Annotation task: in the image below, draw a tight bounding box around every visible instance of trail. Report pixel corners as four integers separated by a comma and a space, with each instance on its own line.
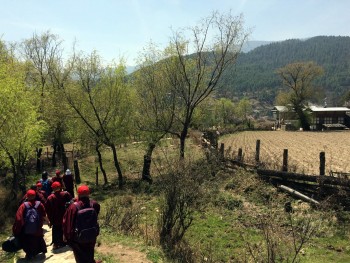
14, 224, 75, 263
13, 224, 152, 263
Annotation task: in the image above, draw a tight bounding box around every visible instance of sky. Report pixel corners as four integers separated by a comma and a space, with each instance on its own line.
1, 0, 349, 66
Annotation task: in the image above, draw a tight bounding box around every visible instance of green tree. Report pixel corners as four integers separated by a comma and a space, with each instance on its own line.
215, 98, 236, 126
63, 51, 132, 188
133, 43, 176, 181
0, 42, 46, 194
21, 31, 71, 169
235, 97, 253, 127
276, 61, 324, 130
165, 11, 249, 158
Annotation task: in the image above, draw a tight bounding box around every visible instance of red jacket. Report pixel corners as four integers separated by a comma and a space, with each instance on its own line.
13, 200, 46, 236
62, 197, 100, 241
45, 191, 72, 225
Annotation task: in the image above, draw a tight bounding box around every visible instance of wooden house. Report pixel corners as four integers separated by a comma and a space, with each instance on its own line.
271, 106, 298, 130
272, 105, 350, 131
308, 106, 350, 130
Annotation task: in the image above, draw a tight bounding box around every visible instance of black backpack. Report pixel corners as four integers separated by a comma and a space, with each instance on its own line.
23, 201, 41, 234
2, 235, 22, 252
73, 201, 99, 243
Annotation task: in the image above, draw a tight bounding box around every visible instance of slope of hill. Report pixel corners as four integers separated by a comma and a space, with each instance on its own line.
241, 40, 274, 53
219, 36, 350, 106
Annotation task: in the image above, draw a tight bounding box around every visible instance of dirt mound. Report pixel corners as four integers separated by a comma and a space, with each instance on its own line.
97, 243, 152, 263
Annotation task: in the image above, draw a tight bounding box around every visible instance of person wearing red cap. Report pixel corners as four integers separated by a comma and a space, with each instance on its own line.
45, 181, 72, 250
13, 189, 49, 260
36, 182, 48, 200
18, 184, 46, 206
63, 185, 101, 263
51, 169, 64, 188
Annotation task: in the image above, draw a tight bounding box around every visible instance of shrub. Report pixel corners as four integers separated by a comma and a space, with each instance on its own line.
157, 160, 206, 252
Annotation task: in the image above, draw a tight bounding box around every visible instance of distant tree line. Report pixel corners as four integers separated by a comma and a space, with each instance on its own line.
219, 36, 350, 106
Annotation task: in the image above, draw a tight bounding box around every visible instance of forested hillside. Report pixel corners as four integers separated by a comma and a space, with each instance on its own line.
219, 36, 350, 106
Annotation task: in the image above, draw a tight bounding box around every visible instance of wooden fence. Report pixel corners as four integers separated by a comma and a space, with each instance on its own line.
219, 139, 350, 200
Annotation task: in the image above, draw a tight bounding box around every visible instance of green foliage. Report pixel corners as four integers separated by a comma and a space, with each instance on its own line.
0, 44, 47, 189
214, 192, 243, 210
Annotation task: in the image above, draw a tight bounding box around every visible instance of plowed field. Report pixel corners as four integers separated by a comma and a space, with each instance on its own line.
219, 130, 350, 175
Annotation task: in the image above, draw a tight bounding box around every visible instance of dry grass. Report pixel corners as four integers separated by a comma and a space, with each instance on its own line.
220, 130, 350, 175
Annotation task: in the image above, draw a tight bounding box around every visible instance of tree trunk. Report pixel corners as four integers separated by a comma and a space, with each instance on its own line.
95, 144, 108, 185
9, 155, 18, 198
36, 147, 42, 172
74, 160, 81, 184
110, 144, 123, 188
142, 143, 155, 183
296, 108, 310, 131
179, 126, 189, 159
51, 142, 57, 167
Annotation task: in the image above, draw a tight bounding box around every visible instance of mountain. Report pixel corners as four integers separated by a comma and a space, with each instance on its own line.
219, 36, 350, 107
241, 40, 274, 53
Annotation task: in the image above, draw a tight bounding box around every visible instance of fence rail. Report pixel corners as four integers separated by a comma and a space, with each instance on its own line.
219, 140, 350, 200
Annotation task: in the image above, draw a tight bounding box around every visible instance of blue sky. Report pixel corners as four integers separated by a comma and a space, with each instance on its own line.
1, 0, 349, 66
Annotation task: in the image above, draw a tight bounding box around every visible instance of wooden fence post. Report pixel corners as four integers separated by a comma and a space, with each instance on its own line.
74, 160, 81, 184
319, 151, 325, 197
238, 148, 243, 162
255, 140, 261, 164
282, 149, 288, 172
319, 152, 325, 176
219, 143, 225, 160
63, 155, 68, 171
95, 167, 99, 186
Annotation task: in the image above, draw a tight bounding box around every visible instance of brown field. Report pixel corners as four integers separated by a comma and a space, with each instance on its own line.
219, 130, 350, 175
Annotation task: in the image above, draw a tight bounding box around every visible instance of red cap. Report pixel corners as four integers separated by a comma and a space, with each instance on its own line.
77, 185, 90, 196
27, 189, 36, 197
55, 169, 61, 176
52, 181, 61, 190
36, 182, 42, 188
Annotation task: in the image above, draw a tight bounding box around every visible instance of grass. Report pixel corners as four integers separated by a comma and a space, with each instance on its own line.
2, 135, 350, 262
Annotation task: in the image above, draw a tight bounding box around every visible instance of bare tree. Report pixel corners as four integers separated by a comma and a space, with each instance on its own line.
165, 11, 249, 158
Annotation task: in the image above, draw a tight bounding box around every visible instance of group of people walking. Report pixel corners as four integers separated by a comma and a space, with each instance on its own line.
12, 169, 101, 263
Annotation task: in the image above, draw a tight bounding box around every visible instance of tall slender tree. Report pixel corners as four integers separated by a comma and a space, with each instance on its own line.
164, 11, 249, 158
133, 43, 176, 181
21, 31, 69, 169
63, 51, 132, 188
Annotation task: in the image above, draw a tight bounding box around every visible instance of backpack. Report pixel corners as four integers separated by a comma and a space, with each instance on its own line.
74, 201, 99, 243
2, 235, 22, 252
23, 201, 41, 234
40, 178, 52, 197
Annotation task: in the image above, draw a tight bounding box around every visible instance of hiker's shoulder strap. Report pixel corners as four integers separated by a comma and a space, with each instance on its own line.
34, 201, 40, 208
73, 201, 81, 211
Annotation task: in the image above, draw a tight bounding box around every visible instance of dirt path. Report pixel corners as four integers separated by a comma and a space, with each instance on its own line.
14, 224, 75, 263
13, 224, 152, 263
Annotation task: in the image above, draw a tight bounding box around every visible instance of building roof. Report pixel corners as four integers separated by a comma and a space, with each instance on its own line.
272, 106, 289, 112
323, 123, 347, 128
308, 106, 350, 112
